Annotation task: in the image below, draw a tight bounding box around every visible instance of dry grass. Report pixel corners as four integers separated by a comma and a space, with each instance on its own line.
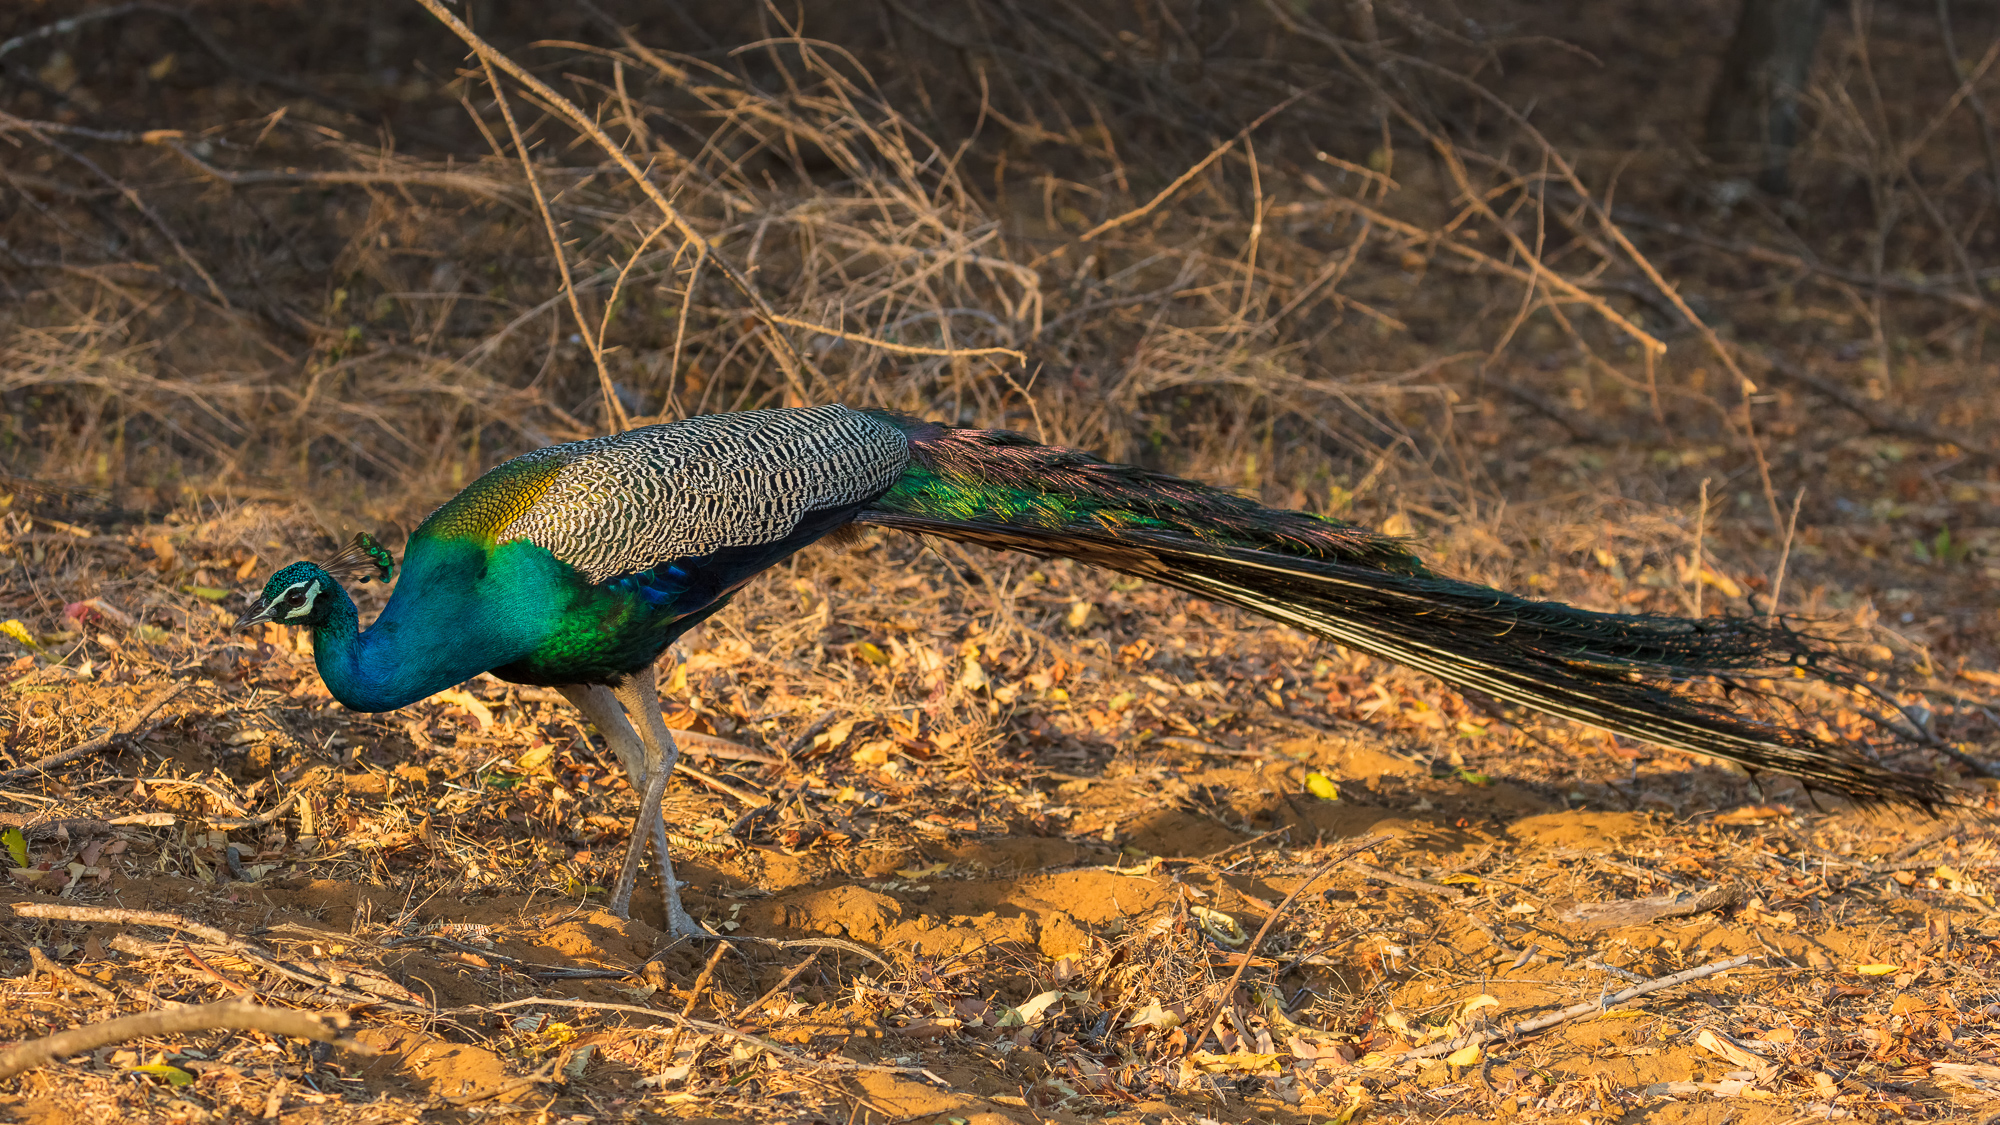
1, 0, 1999, 1121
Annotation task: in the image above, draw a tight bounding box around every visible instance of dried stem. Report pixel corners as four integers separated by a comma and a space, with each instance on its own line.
1190, 840, 1374, 1056
0, 683, 184, 785
477, 53, 630, 434
1768, 488, 1805, 623
0, 1000, 370, 1080
1078, 85, 1322, 244
1403, 955, 1755, 1060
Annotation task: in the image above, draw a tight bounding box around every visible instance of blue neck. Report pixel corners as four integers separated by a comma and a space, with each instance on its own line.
308, 540, 556, 712
307, 581, 367, 702
308, 580, 467, 712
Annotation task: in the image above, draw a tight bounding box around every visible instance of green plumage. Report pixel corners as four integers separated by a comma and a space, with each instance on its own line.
857, 414, 1944, 807
876, 457, 1425, 571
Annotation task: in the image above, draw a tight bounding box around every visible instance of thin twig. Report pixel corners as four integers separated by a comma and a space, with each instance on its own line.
476, 53, 629, 434
1692, 477, 1710, 618
1487, 378, 1624, 445
675, 761, 767, 806
660, 940, 733, 1058
163, 141, 524, 202
1889, 820, 1988, 863
1461, 911, 1519, 960
0, 3, 158, 61
766, 314, 1022, 361
1564, 189, 1995, 314
1180, 825, 1293, 864
443, 1054, 565, 1107
1191, 840, 1375, 1055
28, 945, 116, 1003
1297, 189, 1662, 351
0, 683, 183, 784
410, 0, 1017, 402
448, 996, 941, 1082
1767, 487, 1805, 624
1580, 959, 1649, 984
138, 776, 248, 817
1152, 735, 1276, 761
1402, 954, 1755, 1060
785, 709, 848, 757
206, 789, 302, 830
1350, 861, 1459, 897
1936, 1, 2000, 209
348, 933, 623, 981
673, 729, 784, 765
732, 953, 818, 1021
0, 815, 114, 842
1079, 84, 1324, 243
0, 1000, 370, 1079
21, 903, 432, 1012
410, 0, 816, 403
0, 115, 231, 307
665, 241, 705, 417
1759, 352, 1995, 464
12, 901, 229, 945
598, 216, 678, 378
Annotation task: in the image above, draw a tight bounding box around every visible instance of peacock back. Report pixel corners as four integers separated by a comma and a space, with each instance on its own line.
421, 405, 910, 579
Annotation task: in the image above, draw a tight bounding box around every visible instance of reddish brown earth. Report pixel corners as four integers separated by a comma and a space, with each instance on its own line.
0, 514, 1997, 1123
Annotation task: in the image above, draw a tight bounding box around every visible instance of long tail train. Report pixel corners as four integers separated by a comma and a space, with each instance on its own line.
856, 414, 1946, 807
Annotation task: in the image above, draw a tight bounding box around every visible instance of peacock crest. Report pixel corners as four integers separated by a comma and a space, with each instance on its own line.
321, 532, 395, 585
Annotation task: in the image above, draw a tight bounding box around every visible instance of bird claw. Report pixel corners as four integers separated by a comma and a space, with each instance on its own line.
666, 907, 718, 940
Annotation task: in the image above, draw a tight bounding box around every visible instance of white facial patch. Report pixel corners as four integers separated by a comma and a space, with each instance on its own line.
282, 580, 321, 620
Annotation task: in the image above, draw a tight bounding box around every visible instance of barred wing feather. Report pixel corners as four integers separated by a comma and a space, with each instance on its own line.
494, 406, 909, 582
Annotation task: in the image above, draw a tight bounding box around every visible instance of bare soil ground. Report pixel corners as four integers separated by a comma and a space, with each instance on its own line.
3, 0, 2000, 1122
1, 508, 1997, 1124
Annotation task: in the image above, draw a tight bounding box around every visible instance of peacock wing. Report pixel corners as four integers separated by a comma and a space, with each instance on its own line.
471, 405, 909, 583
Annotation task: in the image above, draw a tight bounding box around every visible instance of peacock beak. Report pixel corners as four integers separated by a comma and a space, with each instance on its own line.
235, 597, 276, 631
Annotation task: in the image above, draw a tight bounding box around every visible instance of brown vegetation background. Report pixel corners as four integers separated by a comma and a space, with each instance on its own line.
1, 1, 1999, 1122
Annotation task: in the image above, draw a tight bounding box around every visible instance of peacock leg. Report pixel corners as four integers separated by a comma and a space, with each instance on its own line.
555, 684, 672, 919
556, 684, 646, 785
611, 761, 670, 922
612, 664, 712, 938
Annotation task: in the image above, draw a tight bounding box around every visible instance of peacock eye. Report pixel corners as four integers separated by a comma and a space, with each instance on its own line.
285, 589, 305, 604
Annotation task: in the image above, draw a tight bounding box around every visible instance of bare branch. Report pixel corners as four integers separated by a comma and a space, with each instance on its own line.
1404, 955, 1756, 1061
0, 683, 184, 785
0, 1000, 372, 1080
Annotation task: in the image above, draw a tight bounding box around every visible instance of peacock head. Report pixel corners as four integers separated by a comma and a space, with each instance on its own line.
235, 533, 395, 632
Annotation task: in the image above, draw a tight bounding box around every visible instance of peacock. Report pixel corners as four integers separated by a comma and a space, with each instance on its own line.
240, 404, 1943, 936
